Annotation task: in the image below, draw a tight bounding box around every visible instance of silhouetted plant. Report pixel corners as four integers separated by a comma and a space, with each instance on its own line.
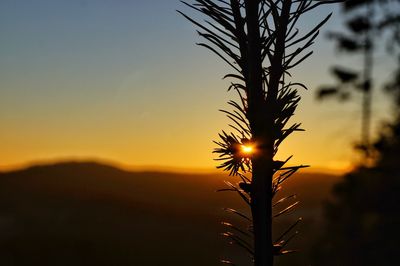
313, 88, 400, 266
316, 0, 400, 159
313, 8, 400, 263
179, 1, 338, 265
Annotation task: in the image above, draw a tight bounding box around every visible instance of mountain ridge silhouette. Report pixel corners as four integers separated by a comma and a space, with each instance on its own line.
0, 161, 341, 266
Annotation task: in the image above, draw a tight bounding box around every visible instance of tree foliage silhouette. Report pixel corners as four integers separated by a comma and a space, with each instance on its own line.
179, 1, 338, 265
316, 0, 400, 158
313, 3, 400, 263
313, 82, 400, 266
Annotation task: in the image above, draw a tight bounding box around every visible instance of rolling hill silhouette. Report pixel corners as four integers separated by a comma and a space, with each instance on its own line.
0, 161, 340, 266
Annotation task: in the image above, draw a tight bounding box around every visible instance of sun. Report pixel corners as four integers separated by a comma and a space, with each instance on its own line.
241, 144, 254, 154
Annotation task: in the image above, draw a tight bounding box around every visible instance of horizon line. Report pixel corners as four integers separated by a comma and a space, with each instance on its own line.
0, 156, 347, 175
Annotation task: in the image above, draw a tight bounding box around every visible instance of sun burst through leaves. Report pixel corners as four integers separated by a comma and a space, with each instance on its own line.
241, 144, 253, 155
213, 131, 253, 176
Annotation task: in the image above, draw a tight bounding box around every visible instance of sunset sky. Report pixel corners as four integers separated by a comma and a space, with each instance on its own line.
0, 0, 395, 173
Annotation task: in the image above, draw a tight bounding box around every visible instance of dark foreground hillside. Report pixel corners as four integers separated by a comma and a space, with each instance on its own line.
0, 162, 340, 266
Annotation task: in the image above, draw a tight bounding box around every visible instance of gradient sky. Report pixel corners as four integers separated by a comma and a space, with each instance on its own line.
0, 0, 395, 172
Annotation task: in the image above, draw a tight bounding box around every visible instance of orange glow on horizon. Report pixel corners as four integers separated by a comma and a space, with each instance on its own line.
0, 154, 353, 175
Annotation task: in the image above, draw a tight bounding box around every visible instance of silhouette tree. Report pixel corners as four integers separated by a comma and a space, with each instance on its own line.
179, 1, 338, 265
313, 76, 400, 266
313, 8, 400, 264
316, 0, 400, 159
